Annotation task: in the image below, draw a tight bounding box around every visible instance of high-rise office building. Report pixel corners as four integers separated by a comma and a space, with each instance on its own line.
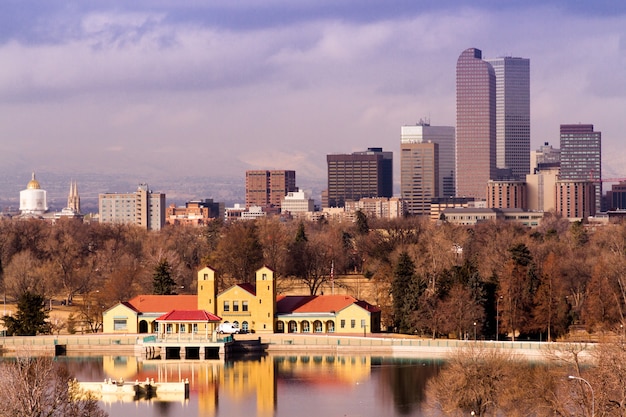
401, 123, 455, 198
99, 184, 166, 230
559, 124, 602, 213
326, 148, 392, 208
456, 48, 497, 199
400, 141, 438, 216
485, 56, 530, 180
245, 170, 296, 209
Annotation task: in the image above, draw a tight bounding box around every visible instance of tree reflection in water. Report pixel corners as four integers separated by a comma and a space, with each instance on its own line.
374, 357, 442, 415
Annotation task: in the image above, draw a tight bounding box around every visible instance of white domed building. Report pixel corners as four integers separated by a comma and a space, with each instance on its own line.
20, 172, 48, 216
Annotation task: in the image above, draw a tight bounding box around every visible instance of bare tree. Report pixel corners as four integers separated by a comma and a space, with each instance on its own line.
426, 345, 519, 416
0, 355, 107, 417
3, 251, 49, 300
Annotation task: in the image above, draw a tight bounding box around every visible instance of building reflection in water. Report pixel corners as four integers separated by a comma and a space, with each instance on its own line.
82, 353, 438, 417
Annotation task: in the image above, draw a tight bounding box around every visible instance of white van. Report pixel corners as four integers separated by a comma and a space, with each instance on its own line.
217, 322, 240, 334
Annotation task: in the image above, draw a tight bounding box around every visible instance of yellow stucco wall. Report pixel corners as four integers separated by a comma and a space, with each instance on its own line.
102, 304, 139, 333
216, 285, 256, 332
335, 304, 372, 334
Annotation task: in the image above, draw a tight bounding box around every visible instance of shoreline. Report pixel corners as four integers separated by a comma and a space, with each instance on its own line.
1, 333, 597, 362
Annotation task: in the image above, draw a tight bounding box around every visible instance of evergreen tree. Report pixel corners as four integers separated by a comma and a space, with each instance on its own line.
2, 291, 50, 336
152, 259, 176, 295
287, 222, 308, 279
392, 252, 423, 333
355, 210, 369, 235
295, 221, 308, 243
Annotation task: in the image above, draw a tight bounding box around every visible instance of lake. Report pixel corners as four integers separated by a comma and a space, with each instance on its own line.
61, 353, 443, 417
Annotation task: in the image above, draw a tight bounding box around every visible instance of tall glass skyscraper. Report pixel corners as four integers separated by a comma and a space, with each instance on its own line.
559, 124, 602, 213
456, 48, 497, 199
486, 56, 530, 180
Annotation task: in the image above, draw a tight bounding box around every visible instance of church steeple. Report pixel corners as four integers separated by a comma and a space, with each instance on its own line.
67, 180, 81, 214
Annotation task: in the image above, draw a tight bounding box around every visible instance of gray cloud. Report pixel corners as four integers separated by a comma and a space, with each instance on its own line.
0, 2, 625, 183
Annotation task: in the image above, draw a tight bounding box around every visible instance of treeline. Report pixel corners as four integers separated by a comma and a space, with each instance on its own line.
1, 212, 626, 339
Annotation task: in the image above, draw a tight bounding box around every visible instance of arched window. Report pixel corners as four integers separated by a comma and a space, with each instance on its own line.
326, 321, 335, 333
314, 320, 323, 333
242, 321, 249, 332
276, 321, 285, 333
301, 321, 310, 333
288, 321, 298, 333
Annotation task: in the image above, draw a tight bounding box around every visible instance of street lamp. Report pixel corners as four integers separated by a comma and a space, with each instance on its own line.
473, 322, 477, 341
568, 375, 594, 417
496, 296, 500, 341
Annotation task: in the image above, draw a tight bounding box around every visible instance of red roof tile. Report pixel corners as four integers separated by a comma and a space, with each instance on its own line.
277, 295, 316, 314
277, 294, 380, 314
237, 283, 256, 296
155, 310, 221, 322
126, 295, 198, 313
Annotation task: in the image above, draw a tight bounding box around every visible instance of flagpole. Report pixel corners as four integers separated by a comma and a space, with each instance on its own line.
331, 260, 334, 295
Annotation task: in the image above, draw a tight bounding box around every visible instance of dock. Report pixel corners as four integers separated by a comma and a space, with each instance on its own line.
77, 379, 190, 402
138, 335, 268, 360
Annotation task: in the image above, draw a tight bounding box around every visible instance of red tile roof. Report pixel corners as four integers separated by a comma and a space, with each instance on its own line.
277, 294, 380, 314
126, 295, 198, 313
237, 283, 256, 296
155, 310, 221, 322
276, 295, 316, 314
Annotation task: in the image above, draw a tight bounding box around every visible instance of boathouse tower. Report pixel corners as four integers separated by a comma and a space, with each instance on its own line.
253, 266, 276, 334
197, 266, 218, 314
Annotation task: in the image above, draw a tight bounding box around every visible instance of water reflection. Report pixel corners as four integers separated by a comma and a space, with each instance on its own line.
60, 354, 442, 417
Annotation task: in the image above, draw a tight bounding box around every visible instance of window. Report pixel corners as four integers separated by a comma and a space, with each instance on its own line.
302, 321, 310, 332
361, 319, 366, 328
242, 301, 249, 312
223, 301, 230, 312
314, 321, 322, 332
340, 319, 345, 329
113, 319, 127, 331
351, 319, 356, 329
180, 324, 186, 333
242, 321, 249, 332
166, 324, 173, 334
192, 324, 198, 334
233, 301, 239, 312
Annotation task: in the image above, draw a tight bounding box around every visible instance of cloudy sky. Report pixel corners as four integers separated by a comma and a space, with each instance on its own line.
1, 0, 626, 183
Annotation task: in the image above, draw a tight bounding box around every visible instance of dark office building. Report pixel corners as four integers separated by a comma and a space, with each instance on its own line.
326, 147, 393, 208
608, 181, 626, 210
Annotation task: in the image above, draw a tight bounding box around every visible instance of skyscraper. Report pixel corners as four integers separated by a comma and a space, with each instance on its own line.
326, 147, 392, 208
559, 124, 602, 213
486, 56, 530, 180
401, 123, 455, 198
456, 48, 496, 199
245, 170, 296, 209
400, 141, 438, 216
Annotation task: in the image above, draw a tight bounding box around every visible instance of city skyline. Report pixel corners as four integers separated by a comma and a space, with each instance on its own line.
1, 1, 625, 184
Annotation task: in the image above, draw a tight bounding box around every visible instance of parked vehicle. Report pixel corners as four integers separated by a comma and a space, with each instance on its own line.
217, 323, 240, 334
